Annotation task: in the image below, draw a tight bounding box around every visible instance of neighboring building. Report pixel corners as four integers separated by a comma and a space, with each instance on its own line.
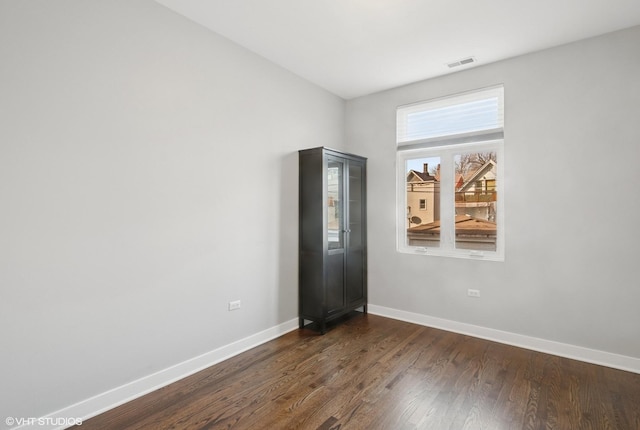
455, 159, 497, 222
406, 163, 440, 227
406, 160, 497, 250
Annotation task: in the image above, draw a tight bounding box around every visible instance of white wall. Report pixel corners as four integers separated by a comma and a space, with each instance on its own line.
0, 0, 344, 425
346, 26, 640, 360
2, 1, 638, 425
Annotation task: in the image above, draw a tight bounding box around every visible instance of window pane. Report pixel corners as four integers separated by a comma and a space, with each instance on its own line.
348, 163, 363, 248
327, 160, 343, 250
406, 157, 440, 248
397, 86, 504, 144
454, 152, 497, 251
406, 97, 499, 141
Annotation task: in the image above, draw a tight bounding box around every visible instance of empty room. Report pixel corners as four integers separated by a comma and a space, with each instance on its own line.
2, 1, 640, 429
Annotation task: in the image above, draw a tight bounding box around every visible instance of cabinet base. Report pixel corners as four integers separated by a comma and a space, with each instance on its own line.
299, 307, 367, 335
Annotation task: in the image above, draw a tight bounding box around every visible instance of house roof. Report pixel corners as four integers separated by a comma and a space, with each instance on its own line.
407, 215, 496, 237
407, 164, 457, 184
459, 160, 496, 192
407, 170, 436, 182
407, 160, 492, 189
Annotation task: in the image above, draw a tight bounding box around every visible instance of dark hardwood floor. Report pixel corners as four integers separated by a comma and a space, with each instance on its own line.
77, 313, 640, 429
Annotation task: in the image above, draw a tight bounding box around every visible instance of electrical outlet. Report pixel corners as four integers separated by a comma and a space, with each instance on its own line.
228, 300, 241, 311
467, 289, 480, 298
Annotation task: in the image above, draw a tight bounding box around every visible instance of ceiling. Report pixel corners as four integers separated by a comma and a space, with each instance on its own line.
154, 0, 640, 99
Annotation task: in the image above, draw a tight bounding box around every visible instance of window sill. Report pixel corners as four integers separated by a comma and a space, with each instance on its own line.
398, 246, 504, 262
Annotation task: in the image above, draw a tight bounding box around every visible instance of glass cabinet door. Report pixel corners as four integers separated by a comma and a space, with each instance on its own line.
348, 162, 364, 248
327, 159, 344, 250
345, 159, 366, 305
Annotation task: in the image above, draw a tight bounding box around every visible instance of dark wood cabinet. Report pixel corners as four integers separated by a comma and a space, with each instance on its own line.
298, 147, 367, 334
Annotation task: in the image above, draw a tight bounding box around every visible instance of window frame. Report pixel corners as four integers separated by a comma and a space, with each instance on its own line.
396, 86, 505, 261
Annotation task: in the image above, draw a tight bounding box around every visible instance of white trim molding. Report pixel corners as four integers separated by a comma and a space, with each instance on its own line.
368, 304, 640, 375
15, 318, 298, 430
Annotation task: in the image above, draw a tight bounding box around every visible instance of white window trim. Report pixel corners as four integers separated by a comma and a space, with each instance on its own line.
397, 85, 504, 146
396, 85, 505, 261
397, 140, 505, 261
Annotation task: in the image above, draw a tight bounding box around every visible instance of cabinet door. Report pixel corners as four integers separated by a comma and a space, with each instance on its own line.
326, 156, 345, 313
346, 160, 366, 304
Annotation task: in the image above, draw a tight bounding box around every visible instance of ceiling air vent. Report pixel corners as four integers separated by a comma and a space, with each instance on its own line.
447, 56, 476, 68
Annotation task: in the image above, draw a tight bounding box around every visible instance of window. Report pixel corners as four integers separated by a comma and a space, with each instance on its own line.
397, 86, 504, 261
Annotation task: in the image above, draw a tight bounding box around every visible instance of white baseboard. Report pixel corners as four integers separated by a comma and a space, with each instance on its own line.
16, 318, 299, 430
368, 304, 640, 374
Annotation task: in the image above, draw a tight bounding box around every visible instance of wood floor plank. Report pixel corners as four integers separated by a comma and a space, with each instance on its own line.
75, 313, 640, 430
